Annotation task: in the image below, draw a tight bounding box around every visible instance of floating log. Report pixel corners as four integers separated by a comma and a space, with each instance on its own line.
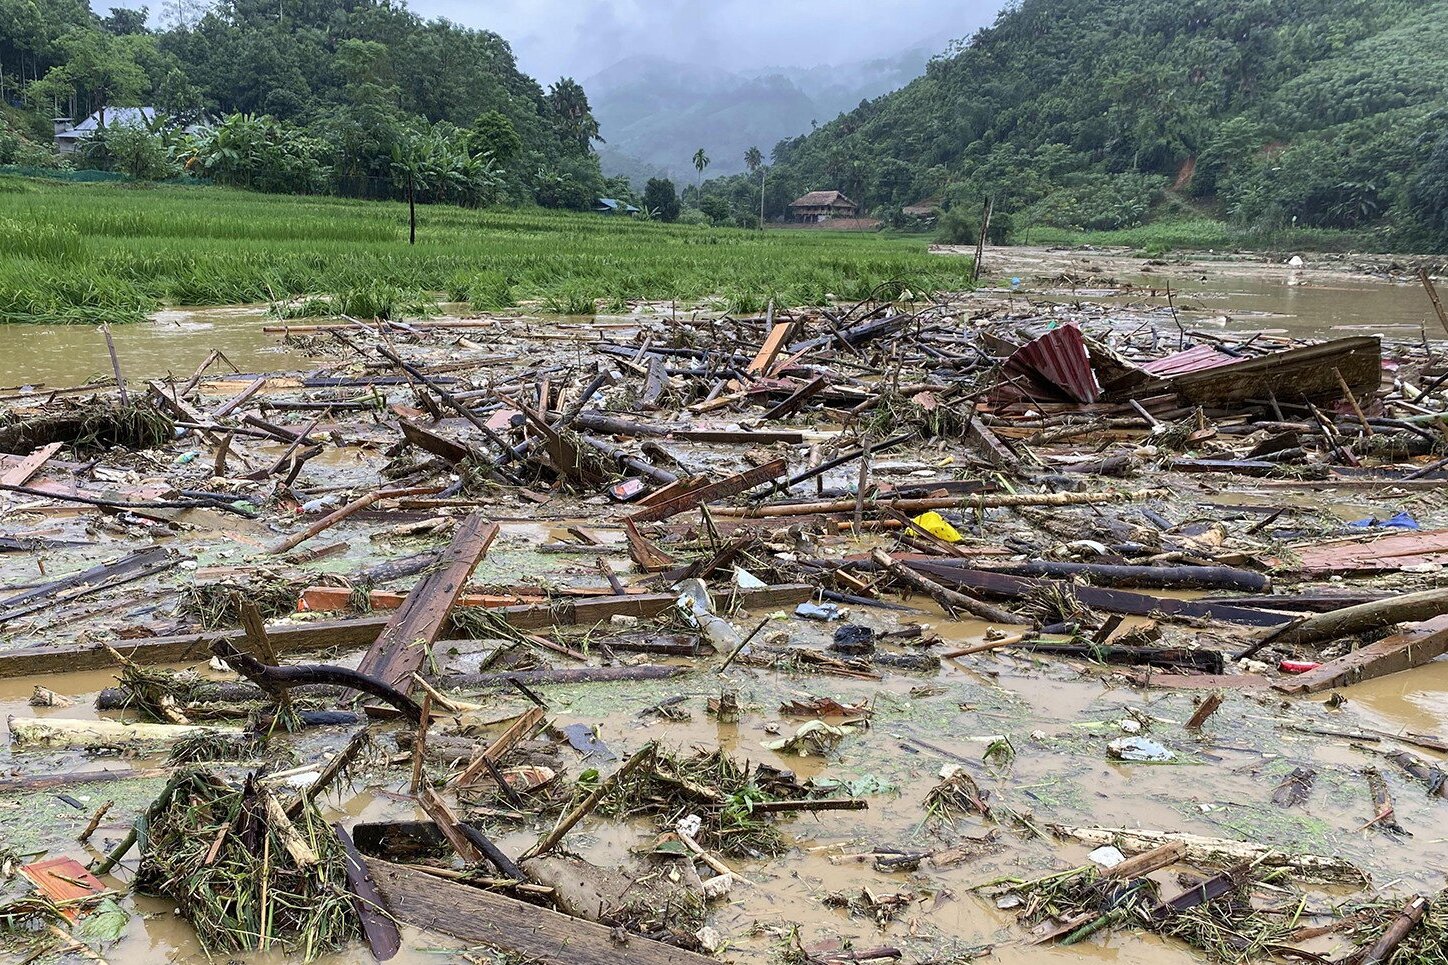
986, 561, 1270, 593
442, 665, 689, 691
1249, 591, 1448, 656
8, 716, 242, 750
1048, 825, 1365, 883
903, 562, 1291, 628
715, 487, 1167, 518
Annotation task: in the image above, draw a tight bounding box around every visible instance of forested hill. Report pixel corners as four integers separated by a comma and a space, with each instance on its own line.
718, 0, 1448, 247
1, 0, 613, 206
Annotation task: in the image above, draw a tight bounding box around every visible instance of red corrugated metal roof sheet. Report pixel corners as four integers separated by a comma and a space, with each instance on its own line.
1005, 323, 1102, 403
1141, 345, 1241, 377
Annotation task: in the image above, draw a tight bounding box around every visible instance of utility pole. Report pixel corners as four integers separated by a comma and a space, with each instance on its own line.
760, 168, 766, 231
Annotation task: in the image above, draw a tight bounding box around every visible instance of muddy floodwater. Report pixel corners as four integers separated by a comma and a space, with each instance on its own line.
2, 248, 1447, 965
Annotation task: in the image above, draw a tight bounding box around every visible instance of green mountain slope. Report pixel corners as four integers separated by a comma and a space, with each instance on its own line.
712, 0, 1448, 246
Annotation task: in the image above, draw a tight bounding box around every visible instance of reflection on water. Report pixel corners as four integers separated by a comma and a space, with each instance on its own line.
0, 306, 302, 388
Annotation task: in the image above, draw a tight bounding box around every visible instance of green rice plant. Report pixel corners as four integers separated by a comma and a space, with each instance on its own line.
0, 179, 974, 323
0, 217, 82, 260
540, 282, 598, 315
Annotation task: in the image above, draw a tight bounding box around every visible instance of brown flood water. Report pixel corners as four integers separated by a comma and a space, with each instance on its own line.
0, 306, 300, 388
972, 246, 1440, 339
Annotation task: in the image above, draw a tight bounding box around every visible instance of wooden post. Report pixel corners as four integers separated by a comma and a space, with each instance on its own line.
407, 172, 416, 246
100, 324, 128, 405
1421, 268, 1448, 338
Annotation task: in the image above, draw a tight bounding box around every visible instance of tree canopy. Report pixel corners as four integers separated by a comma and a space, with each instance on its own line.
701, 0, 1448, 247
1, 0, 609, 208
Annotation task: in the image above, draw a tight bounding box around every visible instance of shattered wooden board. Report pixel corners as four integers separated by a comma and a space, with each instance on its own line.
21, 857, 106, 921
1164, 335, 1381, 405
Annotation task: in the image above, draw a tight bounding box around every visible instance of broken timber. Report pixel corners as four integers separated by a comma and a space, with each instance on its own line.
1273, 617, 1448, 695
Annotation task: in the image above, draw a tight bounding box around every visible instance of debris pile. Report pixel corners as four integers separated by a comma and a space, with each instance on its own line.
2, 272, 1448, 962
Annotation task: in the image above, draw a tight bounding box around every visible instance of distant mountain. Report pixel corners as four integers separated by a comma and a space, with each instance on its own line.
587, 47, 931, 184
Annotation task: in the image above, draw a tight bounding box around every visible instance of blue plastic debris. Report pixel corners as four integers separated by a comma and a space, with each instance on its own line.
1347, 511, 1419, 531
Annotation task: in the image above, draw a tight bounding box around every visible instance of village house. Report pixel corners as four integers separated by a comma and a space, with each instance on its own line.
52, 107, 158, 155
788, 190, 858, 223
595, 197, 640, 216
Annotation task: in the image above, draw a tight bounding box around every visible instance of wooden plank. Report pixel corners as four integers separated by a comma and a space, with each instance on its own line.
761, 376, 827, 420
1285, 528, 1448, 575
747, 319, 794, 376
1275, 617, 1448, 695
451, 706, 546, 787
963, 416, 1021, 471
0, 584, 813, 679
298, 587, 540, 613
363, 857, 718, 965
625, 457, 787, 524
0, 443, 63, 487
355, 515, 499, 693
1166, 336, 1381, 406
400, 420, 474, 464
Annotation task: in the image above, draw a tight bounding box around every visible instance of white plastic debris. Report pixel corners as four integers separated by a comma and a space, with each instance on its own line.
1088, 845, 1127, 868
1107, 736, 1174, 762
676, 814, 703, 838
1119, 719, 1143, 734
732, 566, 766, 589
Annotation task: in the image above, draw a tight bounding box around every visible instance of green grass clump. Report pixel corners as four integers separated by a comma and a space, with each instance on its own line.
0, 180, 970, 323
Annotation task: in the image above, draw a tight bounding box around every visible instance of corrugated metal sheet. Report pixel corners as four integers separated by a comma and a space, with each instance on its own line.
1141, 345, 1240, 377
1005, 323, 1102, 403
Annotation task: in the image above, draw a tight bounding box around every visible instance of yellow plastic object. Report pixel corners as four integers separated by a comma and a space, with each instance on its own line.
912, 511, 963, 543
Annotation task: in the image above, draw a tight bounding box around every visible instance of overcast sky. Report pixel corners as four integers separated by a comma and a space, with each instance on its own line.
97, 0, 1004, 81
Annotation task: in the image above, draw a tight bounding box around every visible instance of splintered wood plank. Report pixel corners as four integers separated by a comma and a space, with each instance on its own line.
625, 458, 787, 524
21, 857, 105, 921
451, 706, 546, 787
354, 514, 499, 693
363, 857, 718, 965
0, 443, 63, 487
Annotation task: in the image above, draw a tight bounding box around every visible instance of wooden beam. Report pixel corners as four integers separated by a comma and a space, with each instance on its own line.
399, 419, 475, 464
362, 857, 717, 965
0, 583, 814, 679
1274, 618, 1448, 695
355, 515, 499, 693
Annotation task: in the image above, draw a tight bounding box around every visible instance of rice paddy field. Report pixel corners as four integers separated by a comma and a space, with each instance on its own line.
0, 176, 971, 324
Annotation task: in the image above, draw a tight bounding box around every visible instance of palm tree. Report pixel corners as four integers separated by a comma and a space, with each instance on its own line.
692, 148, 709, 199
744, 146, 765, 228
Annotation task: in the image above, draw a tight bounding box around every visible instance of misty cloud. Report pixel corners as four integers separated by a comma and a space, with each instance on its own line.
399, 0, 1002, 81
